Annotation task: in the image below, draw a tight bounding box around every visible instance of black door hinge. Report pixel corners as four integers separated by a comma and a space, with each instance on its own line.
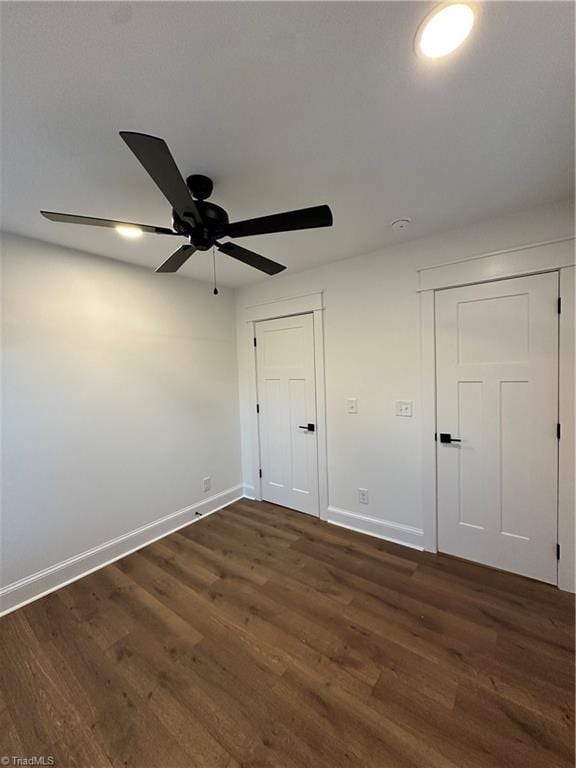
259, 468, 262, 478
434, 432, 437, 442
253, 337, 257, 347
256, 403, 260, 414
557, 423, 561, 440
557, 543, 561, 560
558, 297, 562, 314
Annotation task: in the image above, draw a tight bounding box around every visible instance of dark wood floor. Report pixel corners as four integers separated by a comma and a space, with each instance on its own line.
0, 500, 574, 768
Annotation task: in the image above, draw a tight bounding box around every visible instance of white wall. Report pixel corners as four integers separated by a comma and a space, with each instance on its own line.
1, 232, 242, 612
236, 199, 574, 551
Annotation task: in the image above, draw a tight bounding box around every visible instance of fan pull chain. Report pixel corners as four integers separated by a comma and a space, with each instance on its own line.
212, 246, 219, 295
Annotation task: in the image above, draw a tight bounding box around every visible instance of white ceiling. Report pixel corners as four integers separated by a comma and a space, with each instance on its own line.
1, 1, 574, 287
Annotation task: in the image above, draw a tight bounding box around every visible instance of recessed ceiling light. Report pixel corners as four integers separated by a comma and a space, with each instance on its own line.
115, 225, 143, 239
416, 3, 475, 59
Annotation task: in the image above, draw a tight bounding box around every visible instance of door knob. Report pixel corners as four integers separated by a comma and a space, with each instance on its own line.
298, 423, 315, 432
439, 432, 461, 444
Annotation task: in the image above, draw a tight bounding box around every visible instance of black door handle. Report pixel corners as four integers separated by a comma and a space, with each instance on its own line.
298, 423, 315, 432
439, 432, 461, 444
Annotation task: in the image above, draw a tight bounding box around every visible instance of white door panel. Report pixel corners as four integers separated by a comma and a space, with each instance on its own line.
256, 314, 319, 516
436, 273, 559, 583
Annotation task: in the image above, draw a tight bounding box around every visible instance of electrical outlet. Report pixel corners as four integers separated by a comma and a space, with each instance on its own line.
202, 476, 211, 493
358, 488, 369, 504
395, 400, 413, 417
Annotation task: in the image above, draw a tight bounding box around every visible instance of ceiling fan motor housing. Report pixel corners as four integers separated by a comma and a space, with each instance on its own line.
172, 198, 230, 250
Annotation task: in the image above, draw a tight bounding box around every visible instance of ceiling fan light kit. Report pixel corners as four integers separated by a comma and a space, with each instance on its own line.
41, 132, 334, 279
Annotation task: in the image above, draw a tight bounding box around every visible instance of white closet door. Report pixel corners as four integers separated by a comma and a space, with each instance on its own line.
436, 272, 559, 583
256, 314, 319, 516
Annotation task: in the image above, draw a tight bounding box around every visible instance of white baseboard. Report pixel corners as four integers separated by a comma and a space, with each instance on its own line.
0, 485, 244, 618
327, 505, 424, 551
242, 484, 257, 500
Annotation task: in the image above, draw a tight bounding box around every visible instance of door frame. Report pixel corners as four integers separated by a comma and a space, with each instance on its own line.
243, 292, 328, 520
418, 237, 575, 591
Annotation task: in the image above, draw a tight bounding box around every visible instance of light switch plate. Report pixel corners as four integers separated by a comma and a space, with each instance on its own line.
347, 398, 358, 414
395, 400, 413, 417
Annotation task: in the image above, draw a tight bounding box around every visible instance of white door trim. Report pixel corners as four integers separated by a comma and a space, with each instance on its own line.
420, 289, 438, 553
558, 266, 575, 592
420, 240, 575, 591
244, 292, 324, 321
244, 292, 328, 520
417, 236, 574, 292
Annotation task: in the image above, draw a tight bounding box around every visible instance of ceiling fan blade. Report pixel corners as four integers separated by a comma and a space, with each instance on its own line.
40, 211, 179, 235
119, 132, 202, 226
217, 242, 286, 275
155, 244, 197, 273
227, 204, 332, 239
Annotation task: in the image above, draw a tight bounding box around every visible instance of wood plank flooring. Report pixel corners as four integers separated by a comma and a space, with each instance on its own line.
1, 499, 574, 767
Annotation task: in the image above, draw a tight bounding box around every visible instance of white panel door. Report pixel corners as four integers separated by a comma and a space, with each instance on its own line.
436, 273, 559, 583
256, 314, 319, 516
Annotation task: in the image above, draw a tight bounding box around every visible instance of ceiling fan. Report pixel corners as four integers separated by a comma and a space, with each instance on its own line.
41, 132, 333, 276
